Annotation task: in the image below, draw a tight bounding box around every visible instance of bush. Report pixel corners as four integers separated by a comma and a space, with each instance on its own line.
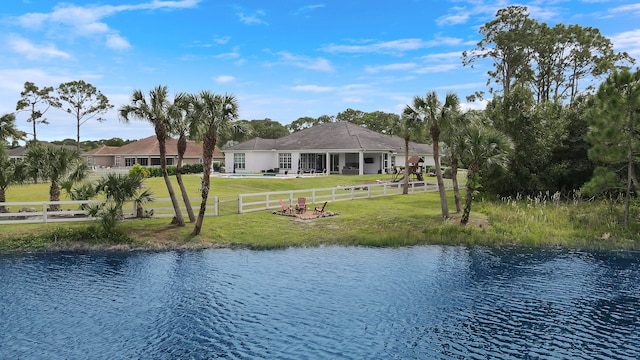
182, 163, 203, 174
129, 164, 150, 178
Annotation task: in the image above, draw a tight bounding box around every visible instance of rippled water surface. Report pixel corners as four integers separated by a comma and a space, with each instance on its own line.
1, 246, 639, 359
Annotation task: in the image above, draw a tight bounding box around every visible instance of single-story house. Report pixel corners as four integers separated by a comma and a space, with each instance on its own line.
222, 121, 435, 175
8, 142, 76, 161
82, 135, 223, 169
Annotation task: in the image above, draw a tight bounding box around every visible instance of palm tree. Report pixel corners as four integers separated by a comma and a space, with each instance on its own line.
0, 146, 28, 213
96, 173, 154, 219
460, 123, 512, 224
168, 92, 196, 222
25, 145, 88, 211
405, 91, 449, 217
1, 113, 26, 145
190, 91, 243, 236
0, 113, 27, 213
440, 93, 466, 213
394, 109, 425, 194
118, 85, 185, 226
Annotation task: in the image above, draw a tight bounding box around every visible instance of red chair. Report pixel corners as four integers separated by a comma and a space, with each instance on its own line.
313, 201, 327, 215
295, 197, 307, 213
279, 199, 293, 214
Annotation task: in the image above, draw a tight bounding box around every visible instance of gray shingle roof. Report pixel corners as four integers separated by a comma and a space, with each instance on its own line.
225, 122, 433, 155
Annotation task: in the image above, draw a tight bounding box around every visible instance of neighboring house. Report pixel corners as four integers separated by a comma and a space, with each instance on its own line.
82, 135, 223, 169
7, 146, 28, 161
8, 142, 76, 161
223, 122, 434, 175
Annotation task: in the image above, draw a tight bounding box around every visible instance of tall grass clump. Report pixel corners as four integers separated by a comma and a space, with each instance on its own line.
477, 191, 640, 248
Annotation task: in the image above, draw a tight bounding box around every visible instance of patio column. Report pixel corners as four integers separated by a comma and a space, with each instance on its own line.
325, 152, 330, 174
359, 151, 364, 176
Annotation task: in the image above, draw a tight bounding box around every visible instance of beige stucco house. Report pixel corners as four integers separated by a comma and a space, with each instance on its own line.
82, 135, 223, 169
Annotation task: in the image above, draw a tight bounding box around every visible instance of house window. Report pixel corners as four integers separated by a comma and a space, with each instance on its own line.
330, 154, 339, 172
150, 158, 161, 166
115, 156, 121, 167
234, 153, 245, 170
125, 157, 135, 167
279, 153, 291, 169
138, 158, 149, 166
166, 158, 174, 166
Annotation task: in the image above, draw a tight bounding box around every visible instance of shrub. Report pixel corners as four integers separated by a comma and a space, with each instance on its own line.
129, 164, 150, 178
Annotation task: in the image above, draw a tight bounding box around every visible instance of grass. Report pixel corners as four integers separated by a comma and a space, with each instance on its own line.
2, 174, 640, 252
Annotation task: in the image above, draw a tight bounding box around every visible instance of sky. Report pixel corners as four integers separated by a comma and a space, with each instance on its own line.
1, 0, 639, 143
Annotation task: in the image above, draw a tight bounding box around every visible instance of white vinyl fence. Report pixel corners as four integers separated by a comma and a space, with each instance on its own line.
0, 180, 449, 224
240, 180, 447, 213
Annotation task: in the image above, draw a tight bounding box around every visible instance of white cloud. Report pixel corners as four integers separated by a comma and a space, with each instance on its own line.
364, 63, 418, 73
105, 33, 131, 50
215, 75, 236, 83
321, 36, 464, 55
7, 34, 72, 60
610, 29, 640, 60
293, 4, 325, 16
436, 6, 471, 26
214, 47, 241, 60
269, 51, 334, 72
214, 36, 231, 45
237, 10, 268, 25
460, 98, 488, 112
609, 3, 640, 16
414, 64, 458, 74
419, 51, 463, 61
9, 0, 201, 52
291, 85, 335, 92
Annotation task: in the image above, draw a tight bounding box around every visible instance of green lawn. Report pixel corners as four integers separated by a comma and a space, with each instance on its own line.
1, 173, 639, 252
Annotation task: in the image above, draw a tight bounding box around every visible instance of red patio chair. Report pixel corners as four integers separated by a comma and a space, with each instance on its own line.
295, 197, 307, 213
313, 201, 327, 215
279, 199, 293, 214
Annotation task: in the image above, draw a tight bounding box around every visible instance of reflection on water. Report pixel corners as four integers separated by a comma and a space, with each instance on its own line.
1, 246, 639, 359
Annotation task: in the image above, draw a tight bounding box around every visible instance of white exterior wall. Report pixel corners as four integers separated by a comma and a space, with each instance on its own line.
225, 150, 437, 174
363, 152, 381, 174
224, 151, 278, 173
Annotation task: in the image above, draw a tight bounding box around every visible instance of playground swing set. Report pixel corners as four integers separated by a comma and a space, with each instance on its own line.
391, 156, 426, 183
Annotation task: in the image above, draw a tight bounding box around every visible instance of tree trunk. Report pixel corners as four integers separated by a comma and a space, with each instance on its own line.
76, 110, 81, 153
136, 202, 144, 218
157, 124, 184, 226
461, 164, 477, 225
49, 181, 61, 211
0, 187, 7, 213
176, 135, 195, 222
403, 136, 409, 195
450, 150, 462, 213
432, 125, 449, 218
624, 110, 634, 229
193, 133, 215, 235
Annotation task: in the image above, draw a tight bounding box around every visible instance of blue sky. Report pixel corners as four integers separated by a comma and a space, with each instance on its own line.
1, 0, 639, 142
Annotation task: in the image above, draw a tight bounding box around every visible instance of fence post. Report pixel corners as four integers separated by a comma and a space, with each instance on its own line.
42, 203, 48, 223
266, 193, 270, 211
214, 196, 219, 216
238, 194, 243, 214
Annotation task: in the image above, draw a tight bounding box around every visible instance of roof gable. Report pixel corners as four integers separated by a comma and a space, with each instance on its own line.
83, 136, 220, 158
225, 122, 432, 154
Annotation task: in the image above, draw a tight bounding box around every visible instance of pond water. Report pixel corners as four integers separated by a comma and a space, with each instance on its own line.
1, 246, 639, 359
